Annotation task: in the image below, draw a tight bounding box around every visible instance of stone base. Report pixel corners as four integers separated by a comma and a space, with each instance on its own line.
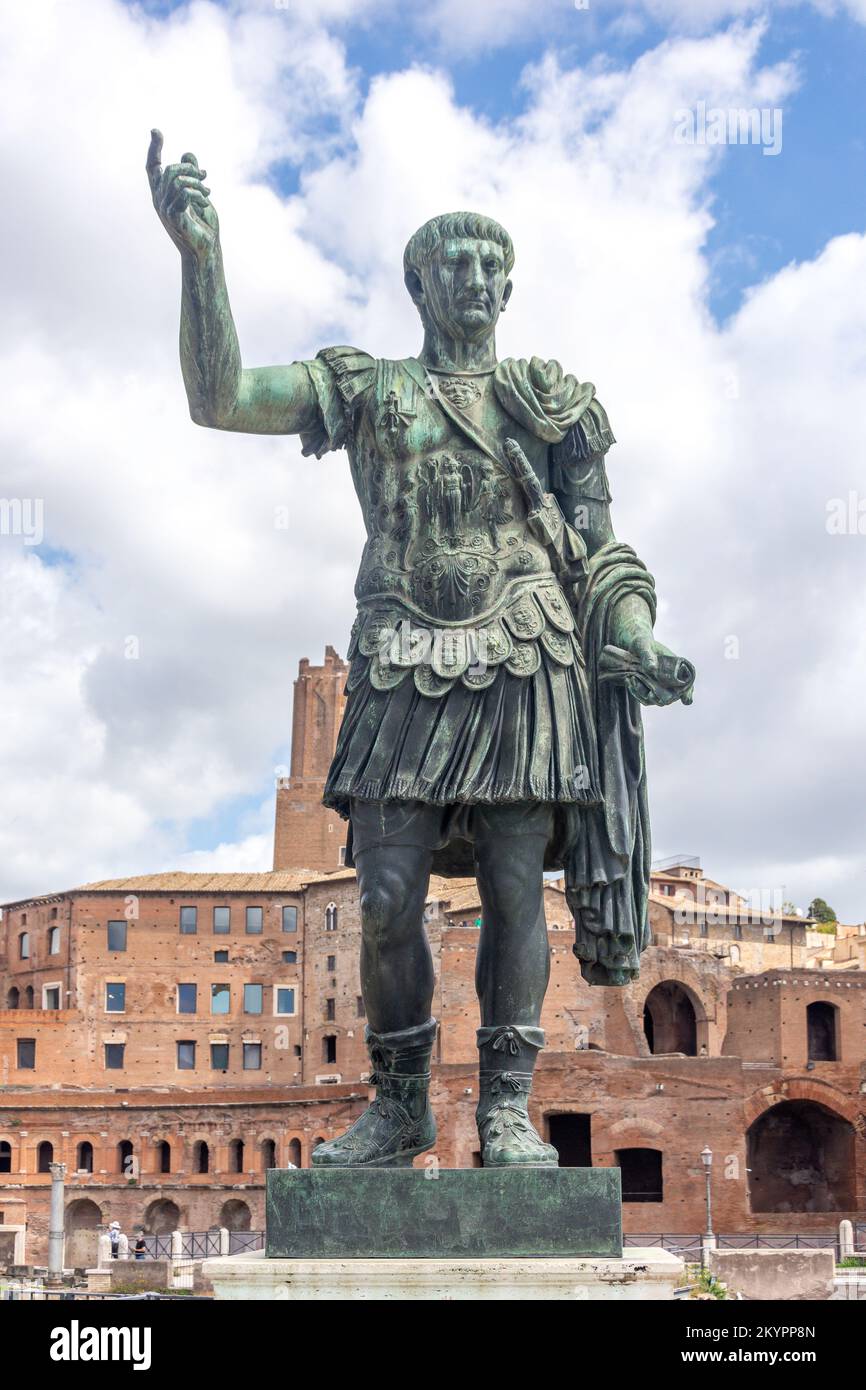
266, 1167, 622, 1259
709, 1248, 836, 1301
204, 1247, 682, 1300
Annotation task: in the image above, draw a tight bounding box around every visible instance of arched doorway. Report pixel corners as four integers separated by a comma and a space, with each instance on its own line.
220, 1199, 251, 1231
156, 1140, 172, 1174
76, 1141, 94, 1173
0, 1140, 12, 1173
144, 1198, 180, 1234
117, 1140, 134, 1176
229, 1139, 244, 1173
643, 981, 699, 1055
287, 1138, 301, 1168
747, 1101, 855, 1212
807, 1002, 839, 1062
65, 1197, 102, 1268
261, 1139, 277, 1170
37, 1141, 54, 1173
6, 987, 19, 1009
193, 1140, 209, 1174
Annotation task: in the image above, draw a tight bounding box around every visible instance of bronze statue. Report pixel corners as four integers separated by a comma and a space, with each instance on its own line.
147, 130, 694, 1169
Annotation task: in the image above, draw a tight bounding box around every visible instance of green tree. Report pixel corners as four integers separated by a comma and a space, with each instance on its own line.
808, 897, 837, 925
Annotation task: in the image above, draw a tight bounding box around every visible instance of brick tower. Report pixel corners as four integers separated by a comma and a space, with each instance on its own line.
273, 646, 349, 871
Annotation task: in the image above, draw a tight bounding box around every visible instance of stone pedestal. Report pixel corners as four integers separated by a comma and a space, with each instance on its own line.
266, 1167, 622, 1260
203, 1247, 683, 1300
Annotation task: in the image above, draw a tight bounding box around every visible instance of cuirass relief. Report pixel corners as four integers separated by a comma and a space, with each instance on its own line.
345, 361, 580, 697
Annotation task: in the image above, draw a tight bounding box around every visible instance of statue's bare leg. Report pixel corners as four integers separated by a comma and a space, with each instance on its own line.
472, 804, 560, 1167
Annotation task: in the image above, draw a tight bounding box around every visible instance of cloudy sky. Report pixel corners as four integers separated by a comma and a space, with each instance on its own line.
1, 0, 864, 918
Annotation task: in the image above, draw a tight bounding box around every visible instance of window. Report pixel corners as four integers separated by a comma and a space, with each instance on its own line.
43, 985, 61, 1010
6, 987, 19, 1009
282, 950, 297, 964
38, 1141, 54, 1171
211, 1042, 229, 1070
19, 932, 30, 960
357, 996, 365, 1017
177, 1040, 196, 1070
17, 1038, 36, 1069
282, 905, 298, 933
327, 955, 336, 972
325, 903, 338, 932
699, 922, 708, 938
245, 906, 263, 935
733, 923, 743, 941
179, 906, 198, 935
244, 984, 263, 1015
213, 906, 231, 934
48, 927, 60, 955
77, 1141, 94, 1173
0, 1141, 11, 1173
615, 1148, 663, 1203
229, 1138, 245, 1170
243, 1042, 262, 1070
24, 986, 34, 1008
211, 983, 230, 1015
177, 983, 197, 1014
275, 987, 296, 1016
262, 1139, 277, 1169
105, 982, 126, 1013
157, 1140, 171, 1174
194, 1141, 209, 1173
105, 1043, 125, 1070
326, 997, 335, 1021
50, 906, 57, 919
117, 1140, 134, 1174
323, 1035, 337, 1065
214, 950, 229, 963
107, 920, 127, 951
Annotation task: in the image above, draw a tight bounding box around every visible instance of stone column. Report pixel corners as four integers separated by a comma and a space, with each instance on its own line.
45, 1161, 67, 1286
219, 1226, 230, 1256
839, 1219, 854, 1261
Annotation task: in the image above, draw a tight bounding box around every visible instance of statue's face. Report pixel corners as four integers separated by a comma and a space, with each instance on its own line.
413, 237, 512, 340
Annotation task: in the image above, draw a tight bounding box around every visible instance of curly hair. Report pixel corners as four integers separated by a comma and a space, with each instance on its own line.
403, 212, 515, 280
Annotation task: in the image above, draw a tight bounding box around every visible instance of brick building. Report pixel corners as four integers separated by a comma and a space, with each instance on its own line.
1, 647, 864, 1264
273, 647, 348, 872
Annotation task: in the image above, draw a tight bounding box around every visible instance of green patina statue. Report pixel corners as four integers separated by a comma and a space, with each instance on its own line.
147, 130, 694, 1170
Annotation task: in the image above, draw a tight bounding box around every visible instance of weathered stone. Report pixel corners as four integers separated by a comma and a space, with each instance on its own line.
265, 1167, 621, 1259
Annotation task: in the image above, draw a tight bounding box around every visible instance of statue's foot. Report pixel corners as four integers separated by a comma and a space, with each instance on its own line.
477, 1100, 559, 1168
312, 1097, 436, 1168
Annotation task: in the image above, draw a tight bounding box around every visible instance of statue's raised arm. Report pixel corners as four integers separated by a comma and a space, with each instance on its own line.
146, 129, 318, 435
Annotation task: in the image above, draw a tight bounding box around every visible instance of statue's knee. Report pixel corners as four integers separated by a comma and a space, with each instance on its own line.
359, 872, 414, 952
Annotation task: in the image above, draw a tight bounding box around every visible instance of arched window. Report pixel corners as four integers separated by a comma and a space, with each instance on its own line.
37, 1141, 54, 1172
24, 986, 34, 1009
288, 1138, 301, 1168
157, 1140, 171, 1174
325, 903, 338, 932
643, 981, 700, 1056
48, 926, 60, 955
193, 1141, 209, 1174
262, 1139, 277, 1170
229, 1139, 245, 1173
807, 1001, 839, 1062
615, 1148, 663, 1202
0, 1140, 12, 1173
76, 1141, 94, 1173
6, 987, 19, 1010
18, 933, 29, 960
117, 1139, 134, 1176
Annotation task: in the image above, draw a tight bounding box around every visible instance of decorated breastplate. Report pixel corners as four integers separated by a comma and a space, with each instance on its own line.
344, 362, 581, 698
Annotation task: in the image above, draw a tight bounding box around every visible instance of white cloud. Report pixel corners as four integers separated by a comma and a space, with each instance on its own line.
1, 3, 864, 921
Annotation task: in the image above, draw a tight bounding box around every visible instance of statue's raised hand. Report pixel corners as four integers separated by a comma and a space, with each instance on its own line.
147, 129, 218, 259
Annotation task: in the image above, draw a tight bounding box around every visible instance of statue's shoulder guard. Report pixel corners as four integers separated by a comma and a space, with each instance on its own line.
548, 380, 616, 501
300, 346, 376, 457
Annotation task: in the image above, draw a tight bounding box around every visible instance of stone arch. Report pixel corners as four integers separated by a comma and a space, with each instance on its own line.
746, 1099, 856, 1213
64, 1197, 102, 1267
144, 1198, 181, 1234
642, 979, 705, 1055
6, 986, 19, 1009
220, 1198, 251, 1231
